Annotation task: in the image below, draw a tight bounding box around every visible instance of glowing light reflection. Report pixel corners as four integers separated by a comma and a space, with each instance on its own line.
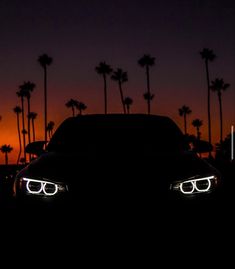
179, 176, 214, 194
23, 178, 58, 196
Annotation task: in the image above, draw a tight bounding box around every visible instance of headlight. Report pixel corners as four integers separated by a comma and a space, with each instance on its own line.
16, 177, 68, 197
170, 175, 218, 195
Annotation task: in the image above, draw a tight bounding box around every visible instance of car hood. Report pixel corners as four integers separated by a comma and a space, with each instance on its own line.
19, 151, 217, 186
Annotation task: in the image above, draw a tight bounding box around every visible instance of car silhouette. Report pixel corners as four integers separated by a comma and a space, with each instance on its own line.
13, 114, 221, 209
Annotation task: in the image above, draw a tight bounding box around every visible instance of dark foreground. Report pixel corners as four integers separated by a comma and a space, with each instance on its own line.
1, 161, 234, 239
1, 174, 234, 264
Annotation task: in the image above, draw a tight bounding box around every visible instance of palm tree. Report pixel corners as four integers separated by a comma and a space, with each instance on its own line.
95, 62, 112, 114
200, 48, 216, 145
77, 102, 87, 115
111, 68, 128, 113
143, 92, 154, 113
138, 54, 155, 114
38, 53, 53, 143
46, 121, 55, 140
13, 106, 22, 165
28, 112, 38, 142
124, 97, 133, 114
192, 119, 203, 140
20, 81, 36, 145
0, 144, 13, 165
16, 87, 28, 161
178, 105, 192, 135
65, 99, 79, 117
210, 78, 230, 143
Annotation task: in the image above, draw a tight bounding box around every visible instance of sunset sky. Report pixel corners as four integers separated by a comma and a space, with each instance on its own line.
0, 0, 234, 164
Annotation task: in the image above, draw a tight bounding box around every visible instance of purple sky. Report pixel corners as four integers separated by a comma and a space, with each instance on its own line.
0, 0, 234, 163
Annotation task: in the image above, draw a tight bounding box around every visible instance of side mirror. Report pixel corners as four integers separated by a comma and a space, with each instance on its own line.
191, 139, 213, 153
25, 141, 47, 157
183, 135, 213, 153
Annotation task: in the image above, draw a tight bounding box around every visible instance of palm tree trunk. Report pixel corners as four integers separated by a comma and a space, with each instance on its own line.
184, 114, 187, 135
44, 66, 48, 143
119, 81, 126, 114
16, 113, 22, 165
127, 105, 130, 114
205, 60, 211, 145
27, 97, 31, 145
5, 152, 8, 166
27, 97, 32, 161
21, 96, 26, 161
32, 119, 36, 142
218, 92, 223, 143
72, 106, 75, 117
103, 74, 107, 114
146, 65, 150, 115
197, 126, 200, 140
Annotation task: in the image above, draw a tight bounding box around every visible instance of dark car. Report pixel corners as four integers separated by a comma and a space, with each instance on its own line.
13, 114, 221, 209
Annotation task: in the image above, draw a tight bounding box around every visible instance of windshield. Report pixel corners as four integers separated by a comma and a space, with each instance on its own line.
47, 115, 189, 155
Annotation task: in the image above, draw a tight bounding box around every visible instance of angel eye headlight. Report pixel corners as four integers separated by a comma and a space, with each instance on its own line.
170, 175, 218, 195
22, 178, 66, 196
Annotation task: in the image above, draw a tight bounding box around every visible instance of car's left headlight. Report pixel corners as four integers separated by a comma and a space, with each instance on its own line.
170, 175, 218, 195
14, 177, 68, 197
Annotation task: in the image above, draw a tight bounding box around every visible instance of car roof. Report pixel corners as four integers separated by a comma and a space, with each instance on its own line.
59, 113, 178, 127
47, 114, 185, 151
50, 113, 183, 139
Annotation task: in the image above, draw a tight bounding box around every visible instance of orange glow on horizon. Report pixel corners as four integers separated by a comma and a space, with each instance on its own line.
1, 109, 234, 165
0, 84, 234, 164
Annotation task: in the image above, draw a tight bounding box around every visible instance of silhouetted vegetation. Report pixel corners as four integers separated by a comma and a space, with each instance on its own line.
78, 102, 87, 115
178, 105, 192, 135
38, 53, 53, 143
22, 81, 36, 145
200, 48, 216, 145
46, 121, 55, 140
0, 145, 13, 165
111, 68, 128, 114
192, 119, 203, 140
138, 54, 155, 114
211, 78, 230, 142
0, 50, 232, 171
124, 97, 133, 114
95, 62, 112, 114
16, 86, 27, 161
66, 99, 79, 117
215, 132, 234, 162
13, 106, 22, 165
28, 112, 38, 142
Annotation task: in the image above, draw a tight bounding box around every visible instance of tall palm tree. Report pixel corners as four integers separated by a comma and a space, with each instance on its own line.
178, 105, 192, 135
192, 119, 203, 140
28, 112, 38, 142
95, 62, 112, 114
210, 78, 230, 142
124, 97, 133, 114
138, 54, 155, 114
38, 53, 53, 143
143, 92, 154, 113
111, 68, 128, 113
20, 81, 36, 145
46, 121, 55, 140
16, 87, 28, 161
200, 48, 216, 145
13, 106, 22, 165
0, 144, 13, 165
77, 102, 87, 115
65, 99, 79, 117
